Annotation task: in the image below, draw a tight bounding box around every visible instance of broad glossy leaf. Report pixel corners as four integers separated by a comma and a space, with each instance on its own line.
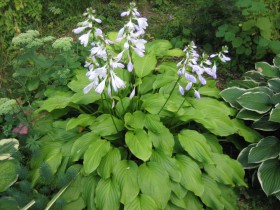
248, 136, 280, 163
176, 155, 204, 196
124, 111, 145, 130
237, 144, 259, 169
258, 159, 280, 196
236, 108, 263, 121
141, 93, 166, 114
144, 114, 164, 133
170, 181, 187, 199
171, 192, 204, 210
138, 162, 171, 209
218, 184, 239, 210
204, 153, 247, 187
199, 80, 220, 98
81, 175, 98, 210
0, 159, 18, 192
133, 53, 157, 78
271, 93, 280, 104
178, 130, 212, 164
220, 87, 246, 109
113, 160, 139, 204
83, 140, 111, 175
252, 115, 280, 131
90, 114, 124, 137
70, 132, 99, 161
0, 139, 19, 160
98, 148, 121, 179
164, 49, 184, 57
95, 178, 120, 210
232, 119, 262, 143
270, 104, 280, 123
148, 127, 174, 156
124, 194, 157, 210
71, 92, 101, 105
66, 114, 95, 130
237, 92, 272, 114
62, 173, 82, 202
200, 175, 224, 210
255, 62, 280, 77
203, 133, 223, 154
146, 40, 172, 57
0, 197, 18, 210
125, 130, 152, 161
150, 150, 181, 182
68, 69, 89, 92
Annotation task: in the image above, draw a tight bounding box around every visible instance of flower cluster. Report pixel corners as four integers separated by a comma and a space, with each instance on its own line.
177, 42, 230, 98
116, 2, 148, 72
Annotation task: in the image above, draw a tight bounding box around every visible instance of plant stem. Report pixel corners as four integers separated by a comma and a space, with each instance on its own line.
21, 200, 36, 210
169, 97, 186, 126
157, 77, 181, 114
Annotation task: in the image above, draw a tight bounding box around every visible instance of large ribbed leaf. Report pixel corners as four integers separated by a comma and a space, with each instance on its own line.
81, 175, 98, 210
0, 159, 18, 192
97, 148, 121, 179
124, 194, 157, 210
220, 87, 246, 109
125, 130, 152, 161
270, 104, 280, 123
90, 114, 124, 137
62, 173, 82, 202
141, 93, 166, 114
255, 62, 280, 77
83, 140, 111, 175
236, 108, 263, 121
95, 178, 120, 210
268, 78, 280, 92
150, 150, 181, 182
144, 114, 164, 134
66, 114, 96, 130
124, 111, 146, 130
237, 92, 272, 114
70, 132, 99, 161
170, 182, 187, 199
232, 119, 262, 143
171, 192, 204, 210
146, 40, 173, 57
218, 184, 239, 210
200, 175, 224, 210
148, 127, 174, 156
138, 162, 171, 209
205, 153, 247, 187
248, 136, 280, 163
133, 53, 157, 78
237, 144, 259, 169
175, 155, 204, 196
258, 159, 280, 196
178, 130, 212, 164
113, 160, 139, 205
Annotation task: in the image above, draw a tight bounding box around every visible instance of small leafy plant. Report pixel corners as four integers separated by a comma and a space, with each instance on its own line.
27, 2, 262, 209
221, 55, 280, 200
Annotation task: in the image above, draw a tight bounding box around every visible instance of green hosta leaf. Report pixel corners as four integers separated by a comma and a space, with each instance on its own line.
176, 155, 204, 196
141, 93, 166, 114
0, 139, 19, 160
203, 133, 223, 154
138, 75, 156, 94
62, 174, 82, 202
236, 108, 263, 121
150, 150, 181, 182
255, 62, 280, 77
232, 119, 262, 143
268, 78, 280, 92
237, 144, 259, 169
68, 69, 88, 92
0, 159, 18, 192
252, 115, 280, 131
146, 40, 173, 57
133, 53, 157, 78
71, 132, 99, 161
138, 162, 171, 209
153, 74, 177, 90
66, 114, 95, 130
164, 49, 184, 57
124, 111, 145, 130
63, 197, 85, 210
273, 54, 280, 67
71, 92, 101, 105
270, 41, 280, 55
237, 92, 272, 114
144, 114, 164, 133
248, 137, 280, 163
0, 197, 18, 210
205, 153, 247, 187
199, 80, 220, 98
125, 130, 152, 161
258, 159, 280, 196
249, 86, 274, 96
148, 127, 174, 156
200, 175, 224, 210
98, 148, 121, 179
90, 114, 124, 137
83, 140, 111, 175
270, 104, 280, 123
171, 192, 204, 210
95, 178, 120, 210
115, 97, 131, 117
113, 160, 139, 205
218, 184, 239, 210
272, 93, 280, 105
81, 175, 98, 210
124, 194, 157, 210
178, 130, 213, 164
170, 182, 187, 199
37, 91, 72, 112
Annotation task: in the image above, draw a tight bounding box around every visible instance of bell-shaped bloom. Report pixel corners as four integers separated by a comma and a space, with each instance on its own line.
194, 90, 201, 99
83, 82, 95, 94
129, 86, 136, 99
110, 71, 126, 92
127, 60, 133, 72
185, 73, 197, 83
79, 31, 91, 47
179, 85, 185, 96
185, 82, 193, 91
95, 78, 106, 94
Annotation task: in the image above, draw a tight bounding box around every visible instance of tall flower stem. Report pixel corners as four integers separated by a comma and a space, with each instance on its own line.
169, 97, 186, 126
102, 93, 119, 133
157, 77, 181, 114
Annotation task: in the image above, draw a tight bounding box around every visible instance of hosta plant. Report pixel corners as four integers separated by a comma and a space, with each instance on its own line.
221, 55, 280, 200
28, 3, 261, 210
